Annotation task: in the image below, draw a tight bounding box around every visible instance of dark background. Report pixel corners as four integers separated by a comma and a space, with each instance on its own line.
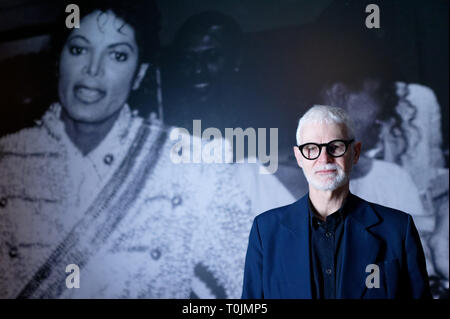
0, 0, 448, 165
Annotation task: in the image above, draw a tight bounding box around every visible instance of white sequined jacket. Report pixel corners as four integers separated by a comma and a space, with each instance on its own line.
0, 103, 294, 298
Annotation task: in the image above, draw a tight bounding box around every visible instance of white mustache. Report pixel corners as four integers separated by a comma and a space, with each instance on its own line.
314, 164, 340, 173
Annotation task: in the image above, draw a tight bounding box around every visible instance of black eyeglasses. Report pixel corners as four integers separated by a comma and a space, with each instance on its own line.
297, 139, 354, 160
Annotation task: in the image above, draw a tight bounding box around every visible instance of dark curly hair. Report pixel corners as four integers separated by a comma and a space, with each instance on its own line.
50, 0, 161, 65
43, 0, 162, 115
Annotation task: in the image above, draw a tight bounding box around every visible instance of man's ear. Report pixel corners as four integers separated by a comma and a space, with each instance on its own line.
353, 141, 362, 164
132, 63, 150, 91
293, 146, 303, 168
322, 82, 348, 107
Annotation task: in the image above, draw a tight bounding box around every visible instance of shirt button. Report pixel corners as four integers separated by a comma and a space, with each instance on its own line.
0, 197, 7, 208
9, 247, 18, 258
104, 154, 114, 165
150, 248, 161, 260
325, 232, 332, 238
171, 195, 182, 207
326, 268, 332, 275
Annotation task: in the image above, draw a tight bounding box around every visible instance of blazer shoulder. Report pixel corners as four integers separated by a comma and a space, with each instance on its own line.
0, 125, 52, 153
254, 196, 306, 226
358, 195, 412, 229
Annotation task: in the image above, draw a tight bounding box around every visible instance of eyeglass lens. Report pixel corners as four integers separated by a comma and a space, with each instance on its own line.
302, 140, 347, 159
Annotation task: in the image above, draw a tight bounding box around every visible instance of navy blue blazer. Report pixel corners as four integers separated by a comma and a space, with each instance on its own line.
242, 193, 432, 299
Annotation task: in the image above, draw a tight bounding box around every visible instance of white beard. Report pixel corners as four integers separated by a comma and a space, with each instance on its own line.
303, 163, 349, 191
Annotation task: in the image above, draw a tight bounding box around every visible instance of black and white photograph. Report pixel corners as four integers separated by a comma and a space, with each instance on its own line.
0, 0, 448, 300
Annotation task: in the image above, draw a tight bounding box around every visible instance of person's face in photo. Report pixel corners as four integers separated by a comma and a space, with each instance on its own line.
324, 79, 384, 151
294, 122, 361, 191
177, 25, 233, 103
58, 10, 147, 124
344, 79, 384, 151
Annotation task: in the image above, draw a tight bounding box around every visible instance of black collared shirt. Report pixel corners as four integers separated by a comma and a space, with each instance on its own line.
308, 196, 349, 299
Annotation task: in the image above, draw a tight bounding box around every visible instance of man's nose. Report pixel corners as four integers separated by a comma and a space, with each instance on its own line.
316, 146, 333, 163
84, 52, 104, 77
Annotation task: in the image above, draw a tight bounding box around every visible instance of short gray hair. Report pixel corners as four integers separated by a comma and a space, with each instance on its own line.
295, 105, 356, 145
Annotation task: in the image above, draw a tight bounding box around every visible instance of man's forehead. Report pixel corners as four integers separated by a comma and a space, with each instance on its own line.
181, 30, 225, 52
300, 122, 349, 142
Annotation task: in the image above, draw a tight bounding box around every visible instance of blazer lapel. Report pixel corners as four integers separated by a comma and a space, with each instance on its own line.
279, 195, 312, 298
338, 194, 382, 299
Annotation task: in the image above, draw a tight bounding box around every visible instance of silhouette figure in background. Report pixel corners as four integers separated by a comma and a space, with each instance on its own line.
161, 11, 245, 130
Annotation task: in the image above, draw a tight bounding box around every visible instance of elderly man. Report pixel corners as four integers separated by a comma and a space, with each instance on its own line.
241, 105, 431, 299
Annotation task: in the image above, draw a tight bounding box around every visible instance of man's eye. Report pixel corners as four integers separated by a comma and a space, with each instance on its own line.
110, 51, 128, 62
69, 46, 86, 55
328, 145, 338, 152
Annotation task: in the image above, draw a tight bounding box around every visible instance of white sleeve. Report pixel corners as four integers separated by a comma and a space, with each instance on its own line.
236, 162, 295, 215
191, 162, 294, 298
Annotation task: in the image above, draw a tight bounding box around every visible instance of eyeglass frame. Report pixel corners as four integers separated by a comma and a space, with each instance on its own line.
297, 139, 355, 160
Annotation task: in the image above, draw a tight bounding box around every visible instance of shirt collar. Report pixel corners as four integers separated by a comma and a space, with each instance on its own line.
308, 194, 350, 230
41, 102, 135, 146
40, 102, 139, 181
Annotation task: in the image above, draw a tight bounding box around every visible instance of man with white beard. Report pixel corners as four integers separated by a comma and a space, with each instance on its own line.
241, 105, 431, 299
